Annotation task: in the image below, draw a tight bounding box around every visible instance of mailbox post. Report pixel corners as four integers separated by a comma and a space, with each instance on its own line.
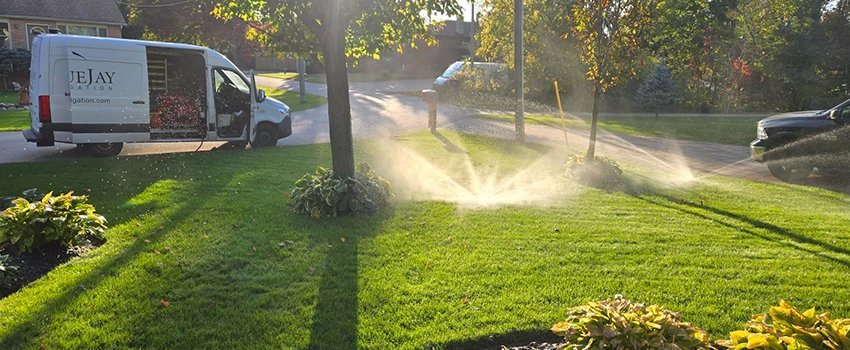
421, 89, 438, 132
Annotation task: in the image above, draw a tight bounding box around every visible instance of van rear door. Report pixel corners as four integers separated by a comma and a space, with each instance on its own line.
28, 36, 42, 134
66, 45, 150, 143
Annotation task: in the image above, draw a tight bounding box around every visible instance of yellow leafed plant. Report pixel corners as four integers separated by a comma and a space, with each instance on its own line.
716, 300, 850, 350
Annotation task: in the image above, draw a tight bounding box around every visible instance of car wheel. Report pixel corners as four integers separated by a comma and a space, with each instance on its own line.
251, 123, 278, 148
765, 147, 813, 182
85, 142, 124, 157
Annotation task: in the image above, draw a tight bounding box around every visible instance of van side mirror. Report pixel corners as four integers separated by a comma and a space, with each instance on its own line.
256, 89, 266, 103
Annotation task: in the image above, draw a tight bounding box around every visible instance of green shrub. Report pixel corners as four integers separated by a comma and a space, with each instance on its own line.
290, 163, 393, 218
1, 188, 46, 210
551, 295, 712, 350
0, 254, 18, 289
565, 154, 624, 190
716, 300, 850, 350
0, 191, 107, 253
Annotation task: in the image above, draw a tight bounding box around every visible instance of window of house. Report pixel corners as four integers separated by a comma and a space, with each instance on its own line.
57, 25, 107, 37
26, 24, 47, 50
0, 22, 10, 49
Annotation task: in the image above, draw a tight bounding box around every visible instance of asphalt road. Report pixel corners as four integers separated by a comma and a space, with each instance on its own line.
0, 76, 777, 185
0, 77, 455, 164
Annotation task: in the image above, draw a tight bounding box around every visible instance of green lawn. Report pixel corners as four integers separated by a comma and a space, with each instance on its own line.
0, 87, 325, 132
0, 110, 29, 131
262, 86, 327, 110
0, 131, 849, 349
473, 113, 763, 145
259, 72, 328, 83
1, 92, 30, 131
258, 70, 440, 83
1, 91, 18, 104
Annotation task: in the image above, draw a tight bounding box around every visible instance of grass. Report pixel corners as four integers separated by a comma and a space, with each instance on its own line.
473, 113, 763, 145
0, 110, 29, 131
259, 72, 328, 84
262, 86, 327, 110
258, 70, 441, 83
0, 86, 326, 132
1, 91, 18, 104
1, 131, 849, 349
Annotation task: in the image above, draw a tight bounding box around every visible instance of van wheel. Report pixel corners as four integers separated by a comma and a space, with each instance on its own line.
251, 123, 278, 148
85, 142, 124, 157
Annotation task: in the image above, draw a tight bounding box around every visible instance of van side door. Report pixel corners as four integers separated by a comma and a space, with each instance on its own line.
66, 45, 150, 143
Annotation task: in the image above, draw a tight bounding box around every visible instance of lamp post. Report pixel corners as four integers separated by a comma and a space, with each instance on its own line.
514, 0, 524, 142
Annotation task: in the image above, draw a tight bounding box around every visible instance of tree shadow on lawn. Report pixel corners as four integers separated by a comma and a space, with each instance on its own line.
628, 186, 850, 269
0, 175, 231, 347
304, 212, 390, 350
0, 148, 319, 347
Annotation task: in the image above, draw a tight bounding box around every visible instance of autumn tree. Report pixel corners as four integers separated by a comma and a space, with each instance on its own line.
217, 0, 461, 177
123, 0, 256, 67
477, 0, 586, 100
644, 0, 736, 112
569, 0, 656, 159
729, 0, 826, 111
818, 2, 850, 104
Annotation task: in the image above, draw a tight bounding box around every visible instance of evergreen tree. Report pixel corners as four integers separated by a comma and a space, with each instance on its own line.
636, 61, 677, 118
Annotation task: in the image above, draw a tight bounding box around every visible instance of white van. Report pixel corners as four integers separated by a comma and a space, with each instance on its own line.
23, 34, 292, 156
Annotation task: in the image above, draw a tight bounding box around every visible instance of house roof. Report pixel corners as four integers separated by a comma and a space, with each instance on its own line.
0, 0, 127, 26
431, 20, 473, 38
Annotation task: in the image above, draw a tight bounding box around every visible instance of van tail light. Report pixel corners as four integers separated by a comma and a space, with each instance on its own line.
38, 96, 51, 122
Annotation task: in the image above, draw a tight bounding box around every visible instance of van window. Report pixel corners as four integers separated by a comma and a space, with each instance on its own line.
214, 69, 250, 94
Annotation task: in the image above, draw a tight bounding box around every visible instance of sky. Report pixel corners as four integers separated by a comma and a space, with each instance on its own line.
425, 0, 477, 22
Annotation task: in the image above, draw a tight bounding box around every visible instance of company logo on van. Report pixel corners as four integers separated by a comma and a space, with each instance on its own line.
70, 68, 116, 91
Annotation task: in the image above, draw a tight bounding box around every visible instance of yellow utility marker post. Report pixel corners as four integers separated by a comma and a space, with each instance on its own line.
555, 81, 569, 146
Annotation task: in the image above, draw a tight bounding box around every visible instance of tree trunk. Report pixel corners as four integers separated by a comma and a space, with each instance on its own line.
322, 19, 355, 178
585, 84, 601, 161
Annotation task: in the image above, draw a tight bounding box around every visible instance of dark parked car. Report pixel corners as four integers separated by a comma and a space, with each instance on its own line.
751, 98, 850, 182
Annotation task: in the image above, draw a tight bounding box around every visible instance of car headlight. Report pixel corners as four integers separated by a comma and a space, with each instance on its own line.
757, 125, 767, 139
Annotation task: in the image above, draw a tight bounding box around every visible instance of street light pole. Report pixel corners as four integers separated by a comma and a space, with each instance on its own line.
514, 0, 525, 142
470, 1, 476, 65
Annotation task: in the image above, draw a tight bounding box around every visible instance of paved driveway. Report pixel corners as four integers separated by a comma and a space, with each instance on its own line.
0, 76, 777, 184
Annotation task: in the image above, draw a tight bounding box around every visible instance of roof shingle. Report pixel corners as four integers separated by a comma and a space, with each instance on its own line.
0, 0, 127, 26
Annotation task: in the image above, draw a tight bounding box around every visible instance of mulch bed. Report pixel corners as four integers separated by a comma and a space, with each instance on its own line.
1, 239, 102, 300
493, 342, 564, 350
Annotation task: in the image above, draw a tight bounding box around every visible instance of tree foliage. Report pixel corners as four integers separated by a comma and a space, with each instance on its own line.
729, 0, 826, 111
474, 0, 850, 115
477, 0, 586, 100
216, 0, 461, 177
568, 0, 656, 159
0, 47, 31, 75
123, 0, 257, 66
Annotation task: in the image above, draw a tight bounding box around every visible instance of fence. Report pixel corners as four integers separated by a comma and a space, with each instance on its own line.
254, 56, 298, 72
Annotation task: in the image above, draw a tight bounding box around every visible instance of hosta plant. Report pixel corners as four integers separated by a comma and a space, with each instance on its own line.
290, 163, 393, 218
0, 254, 18, 289
0, 191, 107, 253
1, 188, 45, 210
551, 295, 712, 349
565, 154, 624, 190
716, 300, 850, 350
